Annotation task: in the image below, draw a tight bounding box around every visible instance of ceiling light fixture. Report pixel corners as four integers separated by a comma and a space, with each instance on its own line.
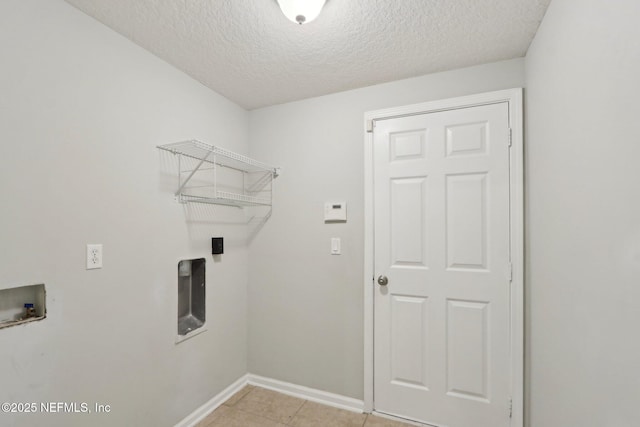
277, 0, 327, 25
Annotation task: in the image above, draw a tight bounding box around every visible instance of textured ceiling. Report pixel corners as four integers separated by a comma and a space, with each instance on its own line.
64, 0, 551, 110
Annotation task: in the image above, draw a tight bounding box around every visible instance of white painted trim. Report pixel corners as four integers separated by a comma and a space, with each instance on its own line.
363, 88, 522, 123
507, 89, 525, 427
175, 373, 366, 427
247, 374, 365, 413
174, 374, 249, 427
363, 116, 375, 414
363, 88, 524, 427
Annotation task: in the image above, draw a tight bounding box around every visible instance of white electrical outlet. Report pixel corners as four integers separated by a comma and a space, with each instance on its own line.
86, 244, 103, 269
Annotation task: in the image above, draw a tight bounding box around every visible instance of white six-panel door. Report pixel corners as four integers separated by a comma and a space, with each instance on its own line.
373, 102, 512, 427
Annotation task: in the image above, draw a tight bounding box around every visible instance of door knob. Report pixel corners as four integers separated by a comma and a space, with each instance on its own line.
377, 275, 389, 286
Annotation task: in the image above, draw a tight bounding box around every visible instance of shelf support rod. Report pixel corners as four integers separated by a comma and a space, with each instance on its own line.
175, 151, 212, 196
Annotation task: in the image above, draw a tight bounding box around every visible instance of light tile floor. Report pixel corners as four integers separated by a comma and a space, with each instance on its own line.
196, 385, 416, 427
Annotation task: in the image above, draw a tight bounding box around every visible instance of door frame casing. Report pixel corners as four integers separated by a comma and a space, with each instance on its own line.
363, 88, 524, 426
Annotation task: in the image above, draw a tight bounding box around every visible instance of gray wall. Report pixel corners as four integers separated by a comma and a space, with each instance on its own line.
0, 1, 249, 426
525, 0, 640, 425
247, 59, 526, 399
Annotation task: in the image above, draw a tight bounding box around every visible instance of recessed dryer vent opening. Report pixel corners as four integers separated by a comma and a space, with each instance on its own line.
177, 258, 206, 342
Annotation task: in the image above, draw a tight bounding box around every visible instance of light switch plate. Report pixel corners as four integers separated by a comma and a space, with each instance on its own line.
331, 237, 341, 255
86, 244, 103, 269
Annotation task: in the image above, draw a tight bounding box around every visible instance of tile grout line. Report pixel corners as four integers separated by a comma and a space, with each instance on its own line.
208, 385, 414, 427
286, 399, 308, 426
231, 386, 307, 426
219, 386, 266, 425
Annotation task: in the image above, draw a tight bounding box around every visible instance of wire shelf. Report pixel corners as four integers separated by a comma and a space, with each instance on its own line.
158, 140, 279, 175
178, 193, 272, 208
158, 139, 278, 209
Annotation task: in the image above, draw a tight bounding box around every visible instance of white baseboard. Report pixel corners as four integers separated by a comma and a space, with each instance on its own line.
175, 373, 365, 426
174, 374, 249, 427
247, 374, 365, 413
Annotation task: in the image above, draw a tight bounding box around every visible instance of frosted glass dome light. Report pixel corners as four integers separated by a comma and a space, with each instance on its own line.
277, 0, 327, 25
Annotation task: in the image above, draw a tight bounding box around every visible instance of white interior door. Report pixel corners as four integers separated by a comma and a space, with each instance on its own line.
373, 102, 512, 427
